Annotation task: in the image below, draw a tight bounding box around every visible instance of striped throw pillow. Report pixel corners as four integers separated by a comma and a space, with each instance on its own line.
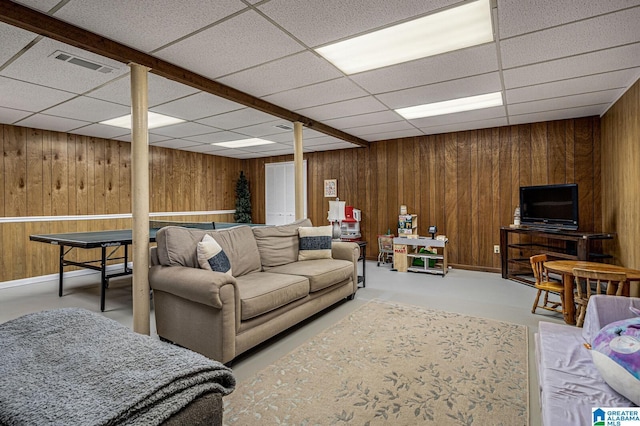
197, 234, 232, 275
298, 226, 333, 261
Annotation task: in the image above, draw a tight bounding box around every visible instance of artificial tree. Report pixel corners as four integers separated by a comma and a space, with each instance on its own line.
234, 171, 252, 223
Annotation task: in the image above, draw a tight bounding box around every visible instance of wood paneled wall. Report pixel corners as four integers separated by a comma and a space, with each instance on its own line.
244, 117, 602, 272
0, 124, 242, 282
601, 78, 640, 269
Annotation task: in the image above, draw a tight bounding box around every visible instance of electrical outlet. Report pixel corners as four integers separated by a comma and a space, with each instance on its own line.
494, 245, 500, 254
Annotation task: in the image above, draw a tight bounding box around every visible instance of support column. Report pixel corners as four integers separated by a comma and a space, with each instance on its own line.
130, 63, 151, 335
294, 122, 304, 220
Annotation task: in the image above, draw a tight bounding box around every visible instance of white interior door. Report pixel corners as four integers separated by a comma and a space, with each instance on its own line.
265, 161, 307, 225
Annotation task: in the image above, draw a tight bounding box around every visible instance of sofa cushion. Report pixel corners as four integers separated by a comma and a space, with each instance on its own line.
197, 234, 232, 275
267, 259, 353, 292
236, 272, 309, 321
298, 226, 332, 261
252, 218, 312, 267
156, 225, 261, 277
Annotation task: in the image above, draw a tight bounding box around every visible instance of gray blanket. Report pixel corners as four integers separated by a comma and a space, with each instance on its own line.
0, 308, 235, 425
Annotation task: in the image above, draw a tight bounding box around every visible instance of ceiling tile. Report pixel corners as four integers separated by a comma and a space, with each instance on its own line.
263, 78, 368, 111
365, 129, 424, 141
184, 131, 247, 144
376, 72, 503, 109
196, 108, 277, 130
258, 0, 457, 47
296, 96, 388, 121
86, 74, 199, 107
509, 105, 608, 124
0, 23, 38, 66
15, 113, 90, 132
347, 121, 416, 137
408, 106, 507, 128
507, 89, 622, 115
150, 139, 202, 149
324, 110, 403, 130
218, 51, 343, 97
13, 0, 60, 13
70, 123, 129, 139
420, 117, 508, 135
43, 96, 130, 122
500, 7, 640, 69
506, 68, 639, 104
149, 122, 219, 138
155, 10, 304, 79
0, 76, 76, 111
351, 44, 499, 93
151, 92, 244, 120
0, 38, 127, 93
54, 0, 246, 53
503, 43, 640, 89
240, 142, 291, 152
0, 106, 32, 124
232, 120, 292, 138
497, 0, 635, 38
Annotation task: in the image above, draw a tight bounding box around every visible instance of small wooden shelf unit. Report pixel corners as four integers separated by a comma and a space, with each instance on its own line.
393, 236, 448, 276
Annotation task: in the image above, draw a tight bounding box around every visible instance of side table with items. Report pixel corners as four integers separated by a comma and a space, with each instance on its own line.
342, 239, 367, 287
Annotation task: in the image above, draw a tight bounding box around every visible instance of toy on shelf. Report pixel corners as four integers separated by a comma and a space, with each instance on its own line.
340, 206, 362, 241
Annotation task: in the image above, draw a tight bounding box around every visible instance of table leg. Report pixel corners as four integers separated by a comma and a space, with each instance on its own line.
58, 244, 65, 297
100, 246, 107, 312
563, 273, 576, 325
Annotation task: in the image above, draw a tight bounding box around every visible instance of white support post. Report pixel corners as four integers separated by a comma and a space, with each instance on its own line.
130, 63, 151, 335
294, 122, 304, 220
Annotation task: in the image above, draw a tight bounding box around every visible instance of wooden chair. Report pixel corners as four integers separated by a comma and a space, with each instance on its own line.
572, 268, 627, 327
530, 254, 564, 315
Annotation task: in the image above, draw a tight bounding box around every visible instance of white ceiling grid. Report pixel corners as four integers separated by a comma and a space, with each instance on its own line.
0, 0, 638, 158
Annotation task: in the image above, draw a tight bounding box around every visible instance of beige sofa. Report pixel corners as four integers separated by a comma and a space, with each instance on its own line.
149, 219, 360, 364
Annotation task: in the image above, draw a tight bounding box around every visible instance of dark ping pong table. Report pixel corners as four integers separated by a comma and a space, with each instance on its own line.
29, 222, 214, 311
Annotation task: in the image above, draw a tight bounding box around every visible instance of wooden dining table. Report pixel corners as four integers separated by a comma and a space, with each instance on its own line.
543, 260, 640, 325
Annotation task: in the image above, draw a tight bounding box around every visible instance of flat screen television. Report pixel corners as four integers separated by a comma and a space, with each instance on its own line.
519, 183, 579, 230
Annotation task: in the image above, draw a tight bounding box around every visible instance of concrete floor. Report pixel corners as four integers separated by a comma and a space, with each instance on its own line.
0, 261, 566, 425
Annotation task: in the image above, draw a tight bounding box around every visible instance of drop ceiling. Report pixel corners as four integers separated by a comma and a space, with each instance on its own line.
0, 0, 639, 159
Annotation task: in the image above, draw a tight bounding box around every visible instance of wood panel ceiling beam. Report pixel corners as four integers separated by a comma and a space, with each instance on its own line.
0, 0, 369, 148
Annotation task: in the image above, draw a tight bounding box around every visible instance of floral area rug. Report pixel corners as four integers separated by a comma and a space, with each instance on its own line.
224, 300, 528, 425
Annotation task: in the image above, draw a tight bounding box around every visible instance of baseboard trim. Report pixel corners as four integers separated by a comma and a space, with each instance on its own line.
0, 262, 133, 290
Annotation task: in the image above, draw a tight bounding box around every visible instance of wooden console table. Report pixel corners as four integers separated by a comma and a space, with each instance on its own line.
500, 226, 614, 285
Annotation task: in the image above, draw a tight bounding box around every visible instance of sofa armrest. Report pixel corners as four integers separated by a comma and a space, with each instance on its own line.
331, 241, 360, 263
582, 295, 640, 343
149, 265, 237, 309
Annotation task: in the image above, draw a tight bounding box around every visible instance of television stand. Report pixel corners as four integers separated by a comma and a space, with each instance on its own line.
500, 226, 614, 285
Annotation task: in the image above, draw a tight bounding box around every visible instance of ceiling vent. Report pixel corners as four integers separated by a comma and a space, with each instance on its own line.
274, 124, 293, 130
51, 50, 115, 74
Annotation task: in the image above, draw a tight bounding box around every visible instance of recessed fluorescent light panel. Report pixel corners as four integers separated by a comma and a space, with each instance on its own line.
100, 112, 185, 129
213, 138, 275, 148
395, 92, 503, 119
315, 0, 493, 74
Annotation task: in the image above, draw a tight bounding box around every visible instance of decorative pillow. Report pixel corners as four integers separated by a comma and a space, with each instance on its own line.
197, 234, 232, 275
298, 226, 332, 261
591, 311, 640, 405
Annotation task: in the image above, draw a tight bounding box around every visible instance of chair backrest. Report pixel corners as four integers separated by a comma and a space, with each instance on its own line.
530, 254, 549, 284
572, 268, 627, 299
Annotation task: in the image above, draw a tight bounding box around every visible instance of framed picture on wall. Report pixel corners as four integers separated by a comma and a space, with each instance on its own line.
324, 179, 337, 197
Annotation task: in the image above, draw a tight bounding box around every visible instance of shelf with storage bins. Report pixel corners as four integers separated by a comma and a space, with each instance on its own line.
393, 236, 448, 276
398, 214, 418, 235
